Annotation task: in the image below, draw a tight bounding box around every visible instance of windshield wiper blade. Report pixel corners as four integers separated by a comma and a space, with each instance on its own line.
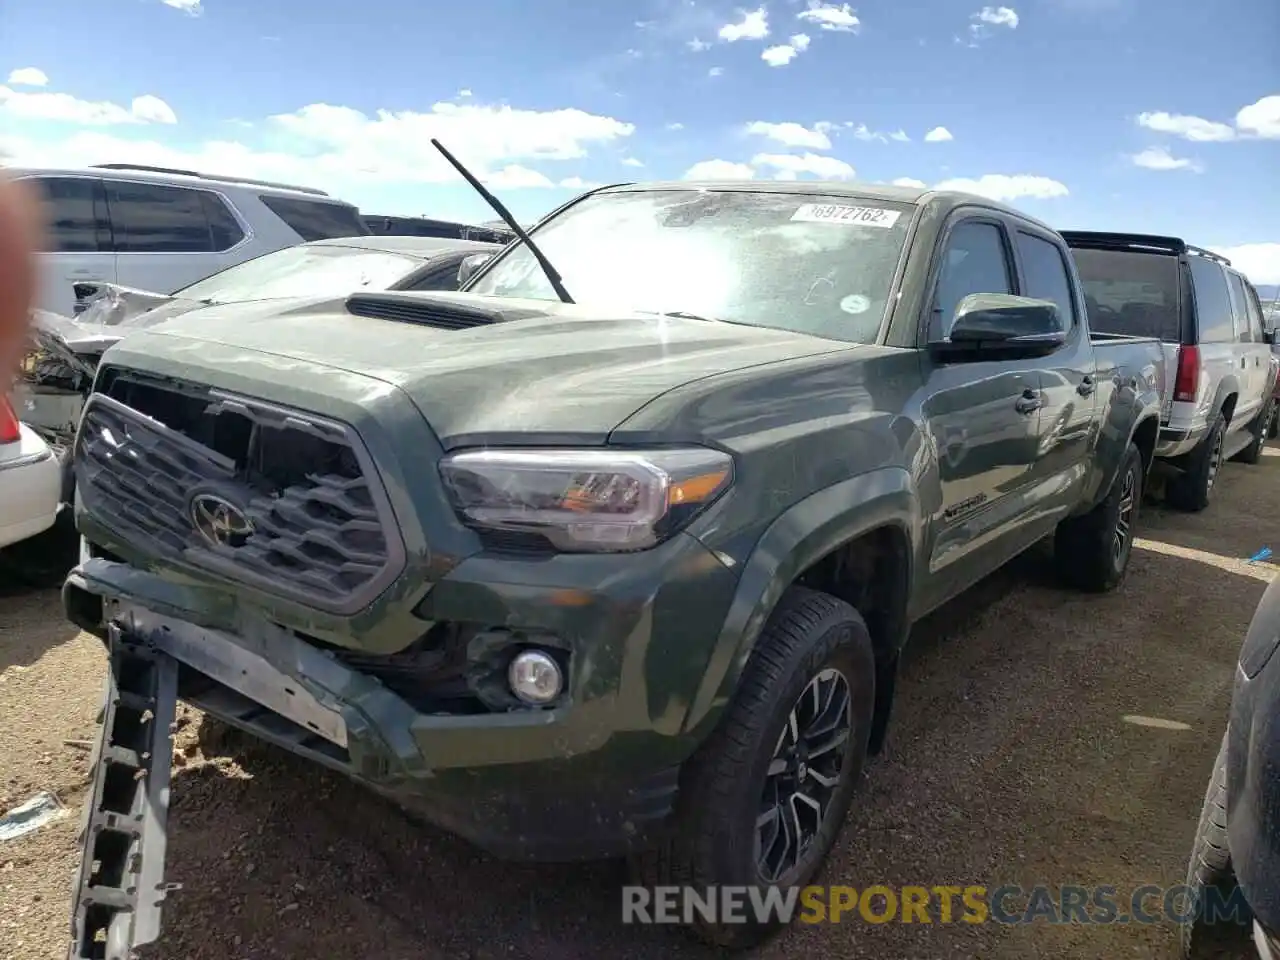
430, 138, 574, 305
661, 310, 725, 324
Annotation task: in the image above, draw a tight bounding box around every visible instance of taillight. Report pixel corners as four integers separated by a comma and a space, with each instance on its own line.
1173, 345, 1200, 404
0, 395, 20, 445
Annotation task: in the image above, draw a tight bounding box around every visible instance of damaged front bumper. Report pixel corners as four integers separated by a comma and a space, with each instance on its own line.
63, 536, 738, 863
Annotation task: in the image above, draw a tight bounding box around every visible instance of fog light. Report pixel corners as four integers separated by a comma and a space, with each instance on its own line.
507, 650, 563, 705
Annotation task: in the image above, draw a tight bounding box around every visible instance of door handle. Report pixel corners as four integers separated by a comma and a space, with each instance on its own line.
1015, 389, 1042, 415
1077, 376, 1095, 397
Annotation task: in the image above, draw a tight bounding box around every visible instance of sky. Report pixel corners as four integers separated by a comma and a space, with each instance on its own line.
0, 0, 1277, 285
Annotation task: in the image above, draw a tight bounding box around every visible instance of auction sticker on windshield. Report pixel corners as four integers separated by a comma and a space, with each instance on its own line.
791, 204, 902, 228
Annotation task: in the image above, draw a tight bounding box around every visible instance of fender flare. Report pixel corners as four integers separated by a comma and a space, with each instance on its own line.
680, 466, 920, 737
1210, 376, 1240, 423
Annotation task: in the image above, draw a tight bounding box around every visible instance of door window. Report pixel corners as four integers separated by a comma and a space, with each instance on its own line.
1226, 271, 1256, 342
931, 220, 1013, 339
106, 181, 222, 253
1244, 282, 1269, 342
28, 177, 111, 252
1189, 257, 1236, 343
258, 195, 368, 241
1015, 230, 1074, 330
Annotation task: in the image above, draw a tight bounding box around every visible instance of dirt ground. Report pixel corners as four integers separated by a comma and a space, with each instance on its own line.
3, 447, 1277, 960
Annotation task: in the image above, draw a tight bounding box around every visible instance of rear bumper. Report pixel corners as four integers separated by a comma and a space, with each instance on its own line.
63, 528, 740, 861
1155, 422, 1208, 460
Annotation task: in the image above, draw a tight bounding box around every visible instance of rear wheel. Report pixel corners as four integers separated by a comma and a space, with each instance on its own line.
1167, 412, 1227, 512
1054, 441, 1143, 593
632, 586, 875, 949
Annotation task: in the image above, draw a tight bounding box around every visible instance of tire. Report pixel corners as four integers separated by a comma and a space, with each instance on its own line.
1167, 412, 1227, 513
1234, 398, 1273, 465
632, 586, 876, 949
1053, 441, 1143, 593
1268, 403, 1279, 440
1181, 732, 1251, 958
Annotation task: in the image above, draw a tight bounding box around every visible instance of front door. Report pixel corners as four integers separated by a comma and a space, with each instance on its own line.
918, 216, 1045, 611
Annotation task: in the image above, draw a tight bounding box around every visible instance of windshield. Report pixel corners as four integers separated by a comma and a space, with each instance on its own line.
467, 189, 915, 343
174, 244, 425, 304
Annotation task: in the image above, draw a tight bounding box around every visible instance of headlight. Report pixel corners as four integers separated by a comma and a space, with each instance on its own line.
439, 447, 733, 552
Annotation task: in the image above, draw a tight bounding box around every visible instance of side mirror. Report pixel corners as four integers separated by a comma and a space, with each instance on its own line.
930, 293, 1066, 361
457, 253, 494, 288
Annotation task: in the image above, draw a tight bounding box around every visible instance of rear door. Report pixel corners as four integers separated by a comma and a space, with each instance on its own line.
1226, 269, 1271, 420
105, 179, 249, 294
23, 175, 116, 315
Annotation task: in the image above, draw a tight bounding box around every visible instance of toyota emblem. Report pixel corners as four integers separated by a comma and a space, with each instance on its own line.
189, 493, 254, 548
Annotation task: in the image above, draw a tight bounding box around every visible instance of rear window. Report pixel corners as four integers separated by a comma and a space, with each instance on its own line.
259, 195, 368, 241
1069, 247, 1181, 341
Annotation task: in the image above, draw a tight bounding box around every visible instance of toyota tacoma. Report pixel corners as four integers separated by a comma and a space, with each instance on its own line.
64, 180, 1165, 956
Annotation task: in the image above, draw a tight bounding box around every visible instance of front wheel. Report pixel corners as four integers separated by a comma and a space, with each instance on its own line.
633, 586, 876, 949
1054, 441, 1143, 593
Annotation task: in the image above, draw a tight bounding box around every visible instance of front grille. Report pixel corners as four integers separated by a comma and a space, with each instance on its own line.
75, 369, 403, 614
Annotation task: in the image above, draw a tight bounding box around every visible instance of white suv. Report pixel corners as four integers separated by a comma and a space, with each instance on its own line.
1065, 231, 1276, 512
7, 163, 368, 317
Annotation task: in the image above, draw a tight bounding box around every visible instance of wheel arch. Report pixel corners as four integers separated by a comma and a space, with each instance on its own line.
680, 467, 919, 753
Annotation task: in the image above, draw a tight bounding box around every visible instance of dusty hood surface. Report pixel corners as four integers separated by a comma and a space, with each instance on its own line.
107, 292, 860, 444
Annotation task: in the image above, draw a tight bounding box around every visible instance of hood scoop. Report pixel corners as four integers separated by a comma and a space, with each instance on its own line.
345, 292, 507, 331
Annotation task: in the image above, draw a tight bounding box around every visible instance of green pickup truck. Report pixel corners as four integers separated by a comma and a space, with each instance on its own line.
65, 181, 1166, 955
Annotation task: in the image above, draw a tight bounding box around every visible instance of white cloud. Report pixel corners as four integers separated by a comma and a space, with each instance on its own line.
7, 67, 48, 88
848, 123, 887, 143
796, 2, 860, 32
761, 33, 811, 66
1236, 94, 1280, 140
666, 122, 685, 131
892, 177, 928, 188
934, 173, 1068, 201
1136, 111, 1236, 142
974, 5, 1019, 27
622, 156, 644, 167
1212, 243, 1280, 286
718, 7, 770, 41
753, 152, 856, 179
687, 38, 712, 51
458, 88, 473, 98
890, 129, 910, 142
162, 0, 202, 14
1130, 146, 1203, 172
4, 96, 634, 192
744, 119, 835, 149
0, 85, 178, 126
558, 176, 604, 189
924, 125, 954, 142
709, 66, 725, 77
684, 158, 756, 179
965, 6, 1018, 44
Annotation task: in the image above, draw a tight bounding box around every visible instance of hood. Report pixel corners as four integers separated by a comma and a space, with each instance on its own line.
111, 292, 858, 445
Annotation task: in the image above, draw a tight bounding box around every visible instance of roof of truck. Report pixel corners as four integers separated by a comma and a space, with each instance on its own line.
592, 179, 1061, 236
